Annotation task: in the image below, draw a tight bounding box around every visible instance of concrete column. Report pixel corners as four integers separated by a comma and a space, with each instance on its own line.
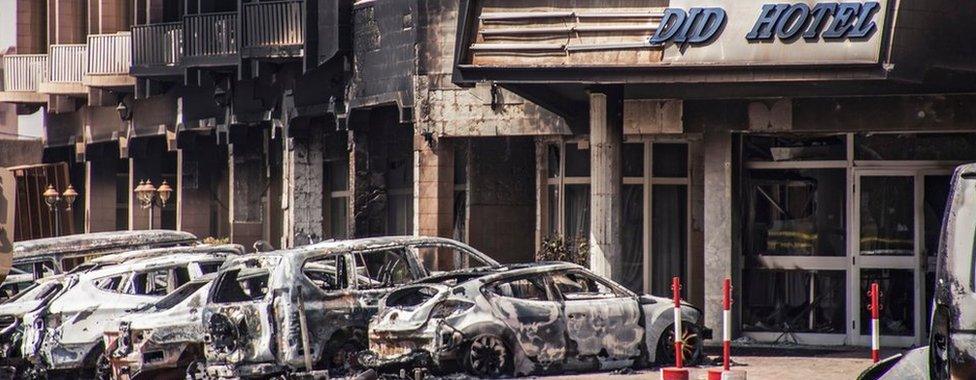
281, 127, 324, 248
703, 129, 734, 344
589, 90, 623, 281
414, 135, 454, 238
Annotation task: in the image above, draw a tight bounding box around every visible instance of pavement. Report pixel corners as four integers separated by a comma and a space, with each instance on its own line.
534, 346, 904, 380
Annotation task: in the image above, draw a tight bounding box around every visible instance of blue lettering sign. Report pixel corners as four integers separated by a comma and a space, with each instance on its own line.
650, 7, 726, 46
747, 1, 881, 42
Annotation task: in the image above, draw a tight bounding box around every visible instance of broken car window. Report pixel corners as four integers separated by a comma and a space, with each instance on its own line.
488, 276, 551, 301
303, 254, 350, 292
151, 280, 208, 311
129, 268, 173, 296
212, 268, 270, 303
94, 275, 126, 292
550, 271, 623, 300
410, 244, 492, 274
199, 261, 223, 274
354, 249, 415, 289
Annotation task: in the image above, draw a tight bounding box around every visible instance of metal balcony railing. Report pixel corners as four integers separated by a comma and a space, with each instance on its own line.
242, 0, 304, 49
2, 54, 47, 91
88, 32, 132, 75
48, 44, 87, 83
185, 12, 239, 58
132, 22, 183, 67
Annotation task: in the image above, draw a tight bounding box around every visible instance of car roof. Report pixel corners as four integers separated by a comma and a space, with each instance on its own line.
80, 251, 234, 279
279, 236, 500, 264
90, 244, 244, 264
13, 230, 198, 262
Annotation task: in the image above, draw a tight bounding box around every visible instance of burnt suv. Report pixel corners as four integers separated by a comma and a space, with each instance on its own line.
202, 236, 498, 379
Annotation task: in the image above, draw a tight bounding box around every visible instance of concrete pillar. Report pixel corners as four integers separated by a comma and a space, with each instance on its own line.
414, 135, 453, 238
281, 127, 324, 248
703, 128, 734, 344
588, 90, 623, 281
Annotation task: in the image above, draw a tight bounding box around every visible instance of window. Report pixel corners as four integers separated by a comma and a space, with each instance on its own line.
855, 133, 976, 161
152, 281, 208, 311
354, 249, 416, 288
488, 276, 551, 301
453, 143, 469, 242
550, 271, 624, 300
212, 268, 270, 303
94, 275, 126, 292
324, 132, 351, 239
303, 254, 349, 291
199, 262, 223, 274
742, 269, 845, 334
131, 269, 171, 296
411, 244, 493, 274
543, 140, 591, 252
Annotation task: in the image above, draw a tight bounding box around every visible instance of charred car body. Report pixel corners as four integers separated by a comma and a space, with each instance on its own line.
22, 244, 241, 377
103, 274, 216, 380
201, 236, 498, 379
362, 262, 708, 377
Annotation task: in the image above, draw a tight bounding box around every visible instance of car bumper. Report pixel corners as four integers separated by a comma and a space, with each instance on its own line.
205, 362, 281, 379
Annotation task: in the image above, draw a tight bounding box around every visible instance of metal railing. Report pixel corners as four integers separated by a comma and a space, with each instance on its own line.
132, 22, 183, 67
88, 32, 132, 75
185, 12, 239, 57
242, 0, 304, 48
2, 54, 47, 91
48, 44, 87, 83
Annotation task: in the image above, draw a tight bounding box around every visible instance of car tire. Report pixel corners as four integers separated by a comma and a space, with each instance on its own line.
327, 334, 365, 376
657, 323, 703, 366
464, 334, 512, 378
930, 308, 951, 380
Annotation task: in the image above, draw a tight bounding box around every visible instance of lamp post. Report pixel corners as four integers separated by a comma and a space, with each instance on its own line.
42, 184, 78, 237
134, 179, 173, 229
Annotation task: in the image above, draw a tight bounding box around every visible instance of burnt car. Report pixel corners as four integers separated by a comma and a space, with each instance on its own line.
202, 236, 499, 379
361, 262, 709, 377
8, 230, 198, 289
22, 244, 241, 378
103, 274, 216, 380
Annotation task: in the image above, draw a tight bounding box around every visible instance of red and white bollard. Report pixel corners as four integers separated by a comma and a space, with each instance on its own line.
870, 282, 881, 363
661, 277, 689, 380
708, 279, 746, 380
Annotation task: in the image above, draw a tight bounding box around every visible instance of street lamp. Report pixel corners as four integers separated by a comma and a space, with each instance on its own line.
134, 179, 173, 229
42, 184, 78, 237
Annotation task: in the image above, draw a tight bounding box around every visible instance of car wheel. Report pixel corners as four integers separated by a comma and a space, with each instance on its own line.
657, 323, 703, 366
328, 338, 365, 376
930, 310, 951, 380
464, 334, 511, 378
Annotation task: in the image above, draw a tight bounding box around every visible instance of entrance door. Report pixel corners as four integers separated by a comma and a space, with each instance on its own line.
853, 170, 951, 346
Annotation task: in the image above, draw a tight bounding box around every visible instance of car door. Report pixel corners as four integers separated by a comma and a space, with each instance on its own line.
286, 252, 358, 367
485, 274, 567, 365
551, 270, 644, 360
203, 264, 276, 365
351, 247, 423, 314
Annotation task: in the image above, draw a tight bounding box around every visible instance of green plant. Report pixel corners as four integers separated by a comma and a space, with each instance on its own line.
536, 235, 589, 266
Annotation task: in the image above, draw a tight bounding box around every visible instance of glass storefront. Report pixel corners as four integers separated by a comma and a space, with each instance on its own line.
742, 132, 965, 346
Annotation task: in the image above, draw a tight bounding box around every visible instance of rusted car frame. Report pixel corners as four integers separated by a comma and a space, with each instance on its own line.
22, 244, 241, 378
362, 262, 709, 377
202, 236, 499, 379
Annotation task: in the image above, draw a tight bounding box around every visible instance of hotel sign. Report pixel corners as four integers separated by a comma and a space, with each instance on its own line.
654, 0, 888, 65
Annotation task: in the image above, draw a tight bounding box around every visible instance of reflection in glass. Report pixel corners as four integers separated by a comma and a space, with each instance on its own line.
651, 185, 687, 297
924, 176, 951, 257
746, 169, 846, 256
743, 269, 846, 334
860, 176, 914, 256
620, 185, 644, 294
860, 269, 914, 336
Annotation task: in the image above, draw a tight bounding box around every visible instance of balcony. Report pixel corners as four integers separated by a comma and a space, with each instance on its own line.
184, 12, 239, 66
85, 32, 135, 88
38, 44, 88, 96
132, 22, 183, 76
242, 0, 305, 58
0, 54, 49, 103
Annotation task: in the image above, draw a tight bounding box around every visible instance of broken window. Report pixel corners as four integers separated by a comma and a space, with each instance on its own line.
744, 134, 847, 162
212, 268, 270, 303
354, 249, 416, 289
130, 269, 172, 296
860, 269, 914, 336
94, 275, 126, 292
152, 280, 208, 311
855, 132, 976, 161
859, 176, 914, 256
199, 262, 223, 274
746, 169, 846, 257
302, 254, 349, 291
489, 276, 551, 301
386, 286, 440, 308
550, 271, 624, 301
411, 244, 493, 274
742, 269, 845, 334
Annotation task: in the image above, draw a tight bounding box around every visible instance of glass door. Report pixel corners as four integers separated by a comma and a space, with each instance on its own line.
853, 170, 939, 346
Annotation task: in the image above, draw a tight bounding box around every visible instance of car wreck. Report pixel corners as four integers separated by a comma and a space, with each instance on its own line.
0, 275, 69, 378
103, 274, 216, 380
201, 236, 498, 379
7, 230, 198, 286
22, 244, 241, 378
361, 262, 709, 377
